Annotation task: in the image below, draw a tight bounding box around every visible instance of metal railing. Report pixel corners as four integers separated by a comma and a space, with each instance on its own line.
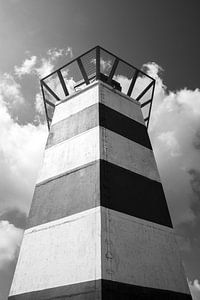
40, 46, 156, 130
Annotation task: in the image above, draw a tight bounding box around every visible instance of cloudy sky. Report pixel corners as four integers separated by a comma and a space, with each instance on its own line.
0, 0, 200, 299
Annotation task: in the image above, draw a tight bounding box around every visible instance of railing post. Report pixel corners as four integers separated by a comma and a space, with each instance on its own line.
96, 46, 100, 80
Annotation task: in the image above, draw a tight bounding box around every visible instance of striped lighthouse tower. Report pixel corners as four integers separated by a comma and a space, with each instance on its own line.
9, 47, 192, 299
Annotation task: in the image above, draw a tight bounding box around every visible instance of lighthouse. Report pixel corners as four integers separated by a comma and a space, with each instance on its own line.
9, 46, 192, 299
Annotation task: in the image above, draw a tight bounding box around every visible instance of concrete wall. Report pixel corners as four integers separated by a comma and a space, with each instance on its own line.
10, 208, 101, 296
52, 82, 144, 126
9, 81, 191, 299
101, 207, 190, 294
100, 127, 160, 182
37, 126, 100, 184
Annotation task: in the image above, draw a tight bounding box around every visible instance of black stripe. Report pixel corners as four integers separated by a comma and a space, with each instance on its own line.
100, 160, 172, 228
46, 103, 151, 150
99, 103, 152, 149
102, 280, 192, 300
27, 160, 172, 228
9, 279, 192, 300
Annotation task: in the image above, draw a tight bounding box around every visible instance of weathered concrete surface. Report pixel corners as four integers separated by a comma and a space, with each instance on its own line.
100, 160, 172, 227
29, 159, 171, 229
99, 103, 152, 149
37, 125, 159, 185
28, 161, 100, 228
9, 208, 101, 297
9, 81, 191, 300
52, 81, 144, 127
46, 104, 98, 149
37, 126, 100, 184
9, 279, 192, 300
99, 82, 144, 125
101, 207, 190, 294
101, 127, 160, 182
10, 207, 190, 298
51, 83, 99, 125
47, 102, 151, 150
9, 281, 102, 300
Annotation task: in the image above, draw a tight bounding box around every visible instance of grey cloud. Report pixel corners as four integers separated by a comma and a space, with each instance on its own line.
193, 128, 200, 150
0, 208, 27, 229
188, 169, 200, 216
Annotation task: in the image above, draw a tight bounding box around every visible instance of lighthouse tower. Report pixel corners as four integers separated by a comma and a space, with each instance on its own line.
9, 46, 192, 299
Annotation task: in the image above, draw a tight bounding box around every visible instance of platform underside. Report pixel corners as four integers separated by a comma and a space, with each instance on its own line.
9, 280, 192, 300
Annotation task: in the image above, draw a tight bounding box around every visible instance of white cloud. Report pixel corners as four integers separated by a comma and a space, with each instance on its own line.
100, 58, 112, 73
0, 221, 23, 300
0, 221, 23, 269
158, 131, 181, 157
91, 57, 112, 74
189, 279, 200, 300
14, 54, 53, 79
14, 56, 37, 77
0, 80, 47, 213
35, 58, 54, 78
0, 73, 24, 106
47, 47, 73, 60
114, 75, 131, 94
14, 47, 73, 79
35, 92, 44, 115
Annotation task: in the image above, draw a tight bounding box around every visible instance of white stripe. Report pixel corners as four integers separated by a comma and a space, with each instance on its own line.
101, 207, 190, 294
99, 82, 144, 125
101, 128, 160, 182
37, 126, 100, 184
52, 82, 99, 125
9, 207, 101, 296
52, 81, 144, 126
38, 126, 160, 184
10, 207, 189, 296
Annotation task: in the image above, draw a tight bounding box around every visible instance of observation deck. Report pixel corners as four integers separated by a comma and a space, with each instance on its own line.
40, 46, 155, 130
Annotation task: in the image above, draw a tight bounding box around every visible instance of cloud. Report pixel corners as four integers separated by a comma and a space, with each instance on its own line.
35, 92, 44, 115
0, 221, 23, 269
0, 98, 47, 213
37, 47, 73, 78
100, 58, 112, 73
188, 169, 200, 217
158, 131, 181, 157
91, 57, 112, 74
0, 221, 23, 300
14, 47, 73, 79
15, 55, 55, 79
0, 73, 24, 106
35, 58, 54, 78
189, 279, 200, 300
0, 65, 48, 216
15, 56, 37, 77
47, 47, 73, 60
0, 209, 27, 229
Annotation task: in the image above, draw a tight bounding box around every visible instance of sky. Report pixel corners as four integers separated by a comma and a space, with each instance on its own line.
0, 0, 200, 299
